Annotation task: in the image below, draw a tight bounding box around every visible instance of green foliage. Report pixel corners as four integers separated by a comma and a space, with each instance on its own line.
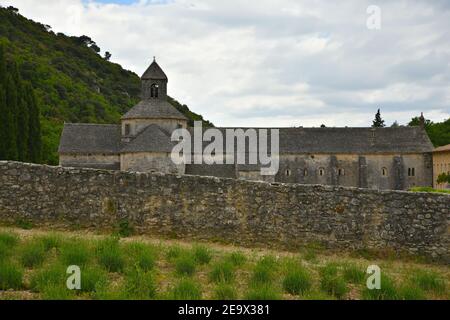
40, 283, 75, 300
30, 263, 66, 291
225, 251, 247, 267
123, 267, 156, 300
245, 284, 281, 300
362, 274, 399, 300
282, 264, 312, 295
214, 283, 238, 300
0, 261, 23, 290
250, 256, 278, 286
342, 263, 365, 284
398, 284, 426, 300
174, 255, 197, 277
171, 278, 202, 300
14, 218, 33, 230
20, 241, 46, 268
166, 245, 185, 261
372, 109, 385, 128
409, 269, 446, 294
0, 231, 19, 246
37, 233, 63, 251
409, 187, 450, 194
96, 237, 125, 273
437, 173, 450, 185
0, 8, 213, 164
115, 219, 134, 238
209, 261, 235, 283
192, 245, 213, 265
409, 116, 450, 147
60, 240, 91, 267
80, 265, 108, 293
124, 242, 157, 272
319, 263, 348, 299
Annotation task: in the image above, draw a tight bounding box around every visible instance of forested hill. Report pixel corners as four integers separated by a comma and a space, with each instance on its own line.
0, 6, 213, 164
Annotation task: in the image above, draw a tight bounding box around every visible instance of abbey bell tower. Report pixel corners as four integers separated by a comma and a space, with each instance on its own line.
141, 57, 168, 100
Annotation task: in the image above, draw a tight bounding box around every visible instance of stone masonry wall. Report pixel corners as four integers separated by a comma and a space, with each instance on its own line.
0, 161, 448, 261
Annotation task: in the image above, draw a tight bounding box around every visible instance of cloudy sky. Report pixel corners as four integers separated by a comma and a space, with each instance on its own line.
1, 0, 449, 127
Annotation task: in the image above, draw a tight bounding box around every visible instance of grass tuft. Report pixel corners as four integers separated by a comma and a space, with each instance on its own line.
30, 263, 67, 292
342, 263, 365, 284
319, 263, 347, 299
209, 261, 235, 283
124, 242, 157, 272
37, 233, 63, 251
123, 267, 157, 300
171, 278, 202, 300
409, 269, 446, 294
398, 283, 426, 300
0, 231, 19, 247
174, 255, 197, 277
20, 242, 46, 268
192, 245, 213, 265
226, 251, 246, 267
250, 256, 278, 286
80, 266, 108, 293
245, 284, 281, 300
96, 237, 125, 273
60, 240, 91, 267
362, 274, 399, 300
0, 262, 23, 290
214, 283, 238, 300
282, 264, 312, 295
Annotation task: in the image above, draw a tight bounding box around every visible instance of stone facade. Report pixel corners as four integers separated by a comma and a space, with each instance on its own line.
433, 145, 450, 189
1, 161, 448, 262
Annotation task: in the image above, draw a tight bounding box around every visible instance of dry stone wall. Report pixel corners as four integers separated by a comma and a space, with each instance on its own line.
0, 161, 448, 262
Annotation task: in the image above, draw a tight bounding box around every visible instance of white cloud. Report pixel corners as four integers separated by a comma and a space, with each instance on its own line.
1, 0, 449, 127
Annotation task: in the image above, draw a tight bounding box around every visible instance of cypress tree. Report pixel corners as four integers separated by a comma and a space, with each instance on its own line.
9, 61, 28, 161
0, 44, 6, 159
4, 74, 18, 160
0, 44, 6, 85
26, 83, 42, 163
372, 109, 385, 128
0, 86, 6, 160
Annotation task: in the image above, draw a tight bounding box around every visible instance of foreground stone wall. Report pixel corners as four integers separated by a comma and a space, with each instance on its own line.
0, 161, 448, 261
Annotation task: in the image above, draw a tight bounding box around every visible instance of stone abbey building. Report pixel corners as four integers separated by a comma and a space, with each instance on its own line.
58, 60, 434, 190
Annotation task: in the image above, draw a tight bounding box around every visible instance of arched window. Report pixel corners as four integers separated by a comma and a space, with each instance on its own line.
125, 124, 131, 136
304, 168, 308, 176
319, 168, 325, 176
338, 168, 345, 176
408, 168, 415, 177
285, 169, 291, 177
150, 84, 159, 98
382, 167, 388, 176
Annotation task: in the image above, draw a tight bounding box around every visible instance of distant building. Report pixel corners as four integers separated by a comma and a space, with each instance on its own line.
433, 144, 450, 189
58, 59, 434, 191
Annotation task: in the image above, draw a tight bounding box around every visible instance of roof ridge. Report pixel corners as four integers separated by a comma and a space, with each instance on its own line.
64, 123, 119, 127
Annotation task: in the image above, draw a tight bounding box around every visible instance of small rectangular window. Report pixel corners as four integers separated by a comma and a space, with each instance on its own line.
125, 124, 131, 136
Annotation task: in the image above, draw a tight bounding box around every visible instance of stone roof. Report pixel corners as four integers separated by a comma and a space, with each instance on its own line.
188, 126, 434, 154
121, 99, 188, 120
59, 124, 434, 156
58, 124, 121, 154
141, 60, 167, 80
120, 124, 175, 153
434, 144, 450, 153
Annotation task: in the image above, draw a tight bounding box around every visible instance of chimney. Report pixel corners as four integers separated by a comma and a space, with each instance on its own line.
419, 112, 425, 128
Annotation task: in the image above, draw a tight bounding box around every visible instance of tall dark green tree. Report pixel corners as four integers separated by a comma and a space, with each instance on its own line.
3, 74, 18, 160
25, 82, 42, 163
10, 61, 29, 161
0, 44, 6, 159
372, 109, 385, 128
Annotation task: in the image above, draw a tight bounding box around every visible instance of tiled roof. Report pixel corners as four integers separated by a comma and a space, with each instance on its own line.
121, 99, 187, 120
